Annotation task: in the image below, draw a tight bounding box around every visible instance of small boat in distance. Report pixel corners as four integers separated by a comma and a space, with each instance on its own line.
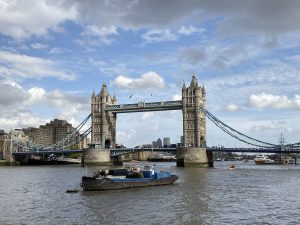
254, 154, 274, 165
228, 164, 236, 169
81, 166, 178, 191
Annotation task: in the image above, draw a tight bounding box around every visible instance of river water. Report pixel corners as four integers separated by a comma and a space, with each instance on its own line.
0, 161, 299, 225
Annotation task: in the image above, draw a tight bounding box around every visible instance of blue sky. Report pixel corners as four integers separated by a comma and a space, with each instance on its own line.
1, 0, 300, 147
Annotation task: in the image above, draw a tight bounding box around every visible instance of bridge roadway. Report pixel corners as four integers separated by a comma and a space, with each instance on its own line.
12, 147, 300, 157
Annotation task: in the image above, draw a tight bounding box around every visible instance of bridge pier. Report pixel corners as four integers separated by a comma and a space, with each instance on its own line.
82, 148, 112, 165
176, 147, 213, 167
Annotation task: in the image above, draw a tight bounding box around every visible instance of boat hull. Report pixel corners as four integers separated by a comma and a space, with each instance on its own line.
81, 175, 179, 191
254, 159, 274, 165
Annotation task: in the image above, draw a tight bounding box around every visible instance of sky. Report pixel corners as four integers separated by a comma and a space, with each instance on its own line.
1, 0, 300, 147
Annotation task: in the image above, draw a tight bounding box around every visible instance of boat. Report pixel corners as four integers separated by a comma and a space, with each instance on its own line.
254, 154, 274, 165
228, 164, 236, 169
81, 166, 178, 191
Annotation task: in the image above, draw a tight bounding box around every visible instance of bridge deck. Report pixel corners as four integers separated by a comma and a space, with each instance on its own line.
12, 147, 300, 157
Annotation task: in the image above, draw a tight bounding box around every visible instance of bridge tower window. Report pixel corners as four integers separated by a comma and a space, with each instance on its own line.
105, 139, 111, 148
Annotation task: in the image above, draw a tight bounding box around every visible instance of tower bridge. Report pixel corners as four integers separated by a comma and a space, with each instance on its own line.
10, 75, 300, 166
87, 75, 212, 167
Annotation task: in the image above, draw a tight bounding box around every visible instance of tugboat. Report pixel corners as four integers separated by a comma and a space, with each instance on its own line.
81, 165, 178, 191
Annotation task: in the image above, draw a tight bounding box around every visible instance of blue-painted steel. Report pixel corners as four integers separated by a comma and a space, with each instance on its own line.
12, 146, 300, 158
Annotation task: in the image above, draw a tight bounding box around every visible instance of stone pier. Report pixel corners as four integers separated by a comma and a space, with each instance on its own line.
82, 148, 112, 165
176, 147, 213, 167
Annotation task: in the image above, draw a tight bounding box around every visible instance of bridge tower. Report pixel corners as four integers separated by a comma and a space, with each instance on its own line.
91, 83, 117, 148
176, 75, 213, 167
84, 83, 117, 165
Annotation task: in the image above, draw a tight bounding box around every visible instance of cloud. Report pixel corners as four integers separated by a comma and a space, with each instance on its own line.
0, 80, 29, 106
250, 121, 294, 133
179, 47, 207, 65
0, 0, 73, 38
0, 81, 89, 131
27, 87, 46, 104
249, 93, 300, 110
178, 25, 204, 35
0, 109, 48, 130
78, 25, 119, 46
116, 129, 137, 145
82, 25, 118, 37
0, 51, 76, 80
141, 112, 154, 120
49, 47, 63, 54
2, 0, 300, 40
89, 58, 128, 76
142, 29, 177, 43
172, 94, 182, 101
225, 104, 239, 111
111, 71, 165, 90
31, 43, 48, 49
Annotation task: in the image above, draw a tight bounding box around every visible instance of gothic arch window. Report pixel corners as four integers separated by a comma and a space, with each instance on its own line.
105, 139, 111, 148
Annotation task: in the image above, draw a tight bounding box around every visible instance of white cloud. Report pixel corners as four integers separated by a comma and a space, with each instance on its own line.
141, 112, 154, 120
82, 25, 118, 37
78, 25, 119, 46
31, 43, 48, 49
0, 81, 89, 132
249, 93, 300, 110
178, 25, 204, 35
116, 129, 137, 145
0, 80, 28, 106
0, 0, 74, 38
226, 104, 239, 111
89, 58, 128, 75
0, 110, 48, 130
27, 87, 46, 104
0, 51, 76, 80
250, 121, 294, 133
49, 47, 63, 54
172, 94, 182, 101
111, 71, 165, 90
142, 29, 177, 43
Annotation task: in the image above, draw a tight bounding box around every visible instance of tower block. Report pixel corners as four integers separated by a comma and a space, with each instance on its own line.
176, 75, 213, 167
84, 83, 117, 165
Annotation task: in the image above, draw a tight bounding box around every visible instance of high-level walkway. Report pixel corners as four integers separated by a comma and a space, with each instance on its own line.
105, 101, 182, 113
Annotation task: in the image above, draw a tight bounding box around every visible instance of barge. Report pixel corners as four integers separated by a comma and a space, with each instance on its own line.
81, 166, 178, 191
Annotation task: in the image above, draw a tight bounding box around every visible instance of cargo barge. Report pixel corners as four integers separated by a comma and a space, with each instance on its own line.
81, 166, 178, 191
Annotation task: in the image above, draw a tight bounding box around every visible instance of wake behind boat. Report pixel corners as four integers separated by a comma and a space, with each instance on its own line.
81, 165, 178, 191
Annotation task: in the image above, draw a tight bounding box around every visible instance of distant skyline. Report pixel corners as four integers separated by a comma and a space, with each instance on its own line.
1, 0, 300, 147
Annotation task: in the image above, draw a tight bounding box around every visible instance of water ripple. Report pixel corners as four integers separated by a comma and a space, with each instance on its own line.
1, 162, 300, 224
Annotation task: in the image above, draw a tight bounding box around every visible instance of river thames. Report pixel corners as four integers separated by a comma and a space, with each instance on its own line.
0, 161, 299, 225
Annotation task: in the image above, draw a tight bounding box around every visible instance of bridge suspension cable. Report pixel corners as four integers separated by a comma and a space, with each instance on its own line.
46, 113, 91, 149
201, 108, 279, 148
11, 114, 92, 153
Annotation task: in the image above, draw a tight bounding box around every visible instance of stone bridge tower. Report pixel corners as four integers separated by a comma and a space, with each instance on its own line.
91, 83, 117, 149
177, 75, 213, 167
182, 75, 206, 147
